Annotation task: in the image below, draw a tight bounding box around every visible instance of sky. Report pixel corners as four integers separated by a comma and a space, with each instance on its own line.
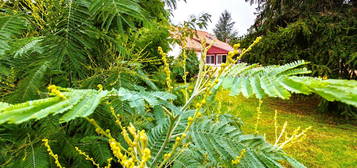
170, 0, 258, 36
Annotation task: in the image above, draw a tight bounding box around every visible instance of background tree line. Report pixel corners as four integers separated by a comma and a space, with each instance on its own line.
236, 0, 357, 118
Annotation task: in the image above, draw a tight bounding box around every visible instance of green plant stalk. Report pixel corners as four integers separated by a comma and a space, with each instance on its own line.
156, 43, 219, 167
150, 116, 176, 166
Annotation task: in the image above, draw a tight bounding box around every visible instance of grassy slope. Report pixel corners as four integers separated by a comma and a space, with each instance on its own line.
216, 92, 357, 168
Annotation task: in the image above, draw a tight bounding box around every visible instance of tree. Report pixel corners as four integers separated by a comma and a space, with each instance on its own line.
0, 0, 172, 103
239, 0, 357, 118
213, 10, 238, 42
0, 1, 356, 167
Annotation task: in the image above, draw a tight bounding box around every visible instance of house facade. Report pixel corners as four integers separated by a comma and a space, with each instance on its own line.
169, 30, 234, 67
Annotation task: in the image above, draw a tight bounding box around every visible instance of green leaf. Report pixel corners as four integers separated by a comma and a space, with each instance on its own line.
0, 102, 10, 109
173, 117, 298, 167
0, 89, 106, 124
117, 88, 176, 114
0, 88, 176, 124
9, 62, 50, 102
0, 16, 28, 55
90, 0, 147, 32
60, 90, 109, 122
219, 61, 357, 107
10, 37, 44, 58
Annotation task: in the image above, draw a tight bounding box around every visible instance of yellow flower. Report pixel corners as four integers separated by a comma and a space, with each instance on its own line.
47, 85, 66, 99
163, 153, 172, 160
42, 139, 64, 168
104, 158, 113, 168
195, 103, 202, 108
232, 149, 246, 165
233, 43, 241, 50
201, 99, 206, 105
175, 137, 182, 142
196, 112, 202, 118
97, 84, 103, 91
75, 147, 100, 168
188, 117, 194, 122
158, 46, 173, 92
128, 123, 137, 136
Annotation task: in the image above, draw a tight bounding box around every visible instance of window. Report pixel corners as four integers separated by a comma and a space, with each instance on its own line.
216, 54, 227, 64
217, 55, 222, 64
206, 55, 215, 64
222, 55, 227, 63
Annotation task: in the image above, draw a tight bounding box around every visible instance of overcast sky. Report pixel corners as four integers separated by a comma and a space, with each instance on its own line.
170, 0, 258, 36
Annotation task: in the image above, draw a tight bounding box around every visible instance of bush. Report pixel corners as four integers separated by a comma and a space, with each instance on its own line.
171, 50, 200, 83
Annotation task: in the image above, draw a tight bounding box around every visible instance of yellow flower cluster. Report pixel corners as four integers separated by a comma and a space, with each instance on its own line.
104, 158, 113, 168
238, 36, 262, 60
278, 125, 312, 149
158, 47, 173, 92
232, 149, 246, 165
87, 118, 151, 168
0, 81, 15, 88
75, 147, 100, 168
221, 36, 262, 72
117, 124, 151, 168
273, 113, 312, 149
48, 85, 66, 99
219, 43, 242, 73
42, 139, 64, 168
24, 0, 46, 29
97, 84, 104, 91
318, 75, 328, 80
254, 100, 263, 134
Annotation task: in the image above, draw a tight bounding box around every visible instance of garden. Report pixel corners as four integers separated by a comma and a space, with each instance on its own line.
0, 0, 356, 168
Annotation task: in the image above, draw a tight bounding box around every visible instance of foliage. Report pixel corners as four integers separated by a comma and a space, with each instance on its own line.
1, 0, 357, 167
217, 93, 357, 167
0, 0, 171, 103
171, 50, 199, 82
174, 116, 304, 168
213, 10, 238, 42
219, 60, 357, 107
1, 56, 357, 167
239, 0, 357, 117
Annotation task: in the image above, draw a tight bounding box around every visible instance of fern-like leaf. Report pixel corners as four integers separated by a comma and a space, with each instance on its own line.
0, 89, 107, 124
90, 0, 146, 32
0, 16, 27, 55
0, 88, 176, 124
219, 60, 357, 107
173, 117, 302, 168
9, 37, 44, 58
117, 88, 176, 114
8, 62, 50, 102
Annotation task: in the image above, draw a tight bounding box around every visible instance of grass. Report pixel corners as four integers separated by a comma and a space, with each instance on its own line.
216, 91, 357, 168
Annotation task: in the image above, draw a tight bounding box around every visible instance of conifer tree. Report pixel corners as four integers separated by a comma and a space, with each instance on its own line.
213, 10, 238, 42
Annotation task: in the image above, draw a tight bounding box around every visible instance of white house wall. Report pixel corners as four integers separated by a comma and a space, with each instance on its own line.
168, 43, 182, 58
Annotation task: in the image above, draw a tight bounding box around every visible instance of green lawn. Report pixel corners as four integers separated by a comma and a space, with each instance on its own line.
216, 92, 357, 168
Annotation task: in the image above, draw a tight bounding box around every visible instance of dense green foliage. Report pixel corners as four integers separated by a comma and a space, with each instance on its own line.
171, 50, 199, 82
1, 60, 356, 167
239, 0, 357, 117
0, 0, 171, 103
213, 10, 238, 42
0, 0, 357, 168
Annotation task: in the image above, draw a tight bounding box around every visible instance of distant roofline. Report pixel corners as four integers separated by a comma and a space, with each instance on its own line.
170, 27, 234, 52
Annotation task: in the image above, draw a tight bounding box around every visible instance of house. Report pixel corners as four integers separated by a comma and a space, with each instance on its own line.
169, 29, 234, 67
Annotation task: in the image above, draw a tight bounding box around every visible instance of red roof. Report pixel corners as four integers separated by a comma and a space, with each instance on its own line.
171, 29, 234, 53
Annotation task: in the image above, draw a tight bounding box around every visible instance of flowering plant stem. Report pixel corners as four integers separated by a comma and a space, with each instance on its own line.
150, 115, 177, 166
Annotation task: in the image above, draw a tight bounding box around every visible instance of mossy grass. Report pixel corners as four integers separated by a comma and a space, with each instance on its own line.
217, 91, 357, 167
